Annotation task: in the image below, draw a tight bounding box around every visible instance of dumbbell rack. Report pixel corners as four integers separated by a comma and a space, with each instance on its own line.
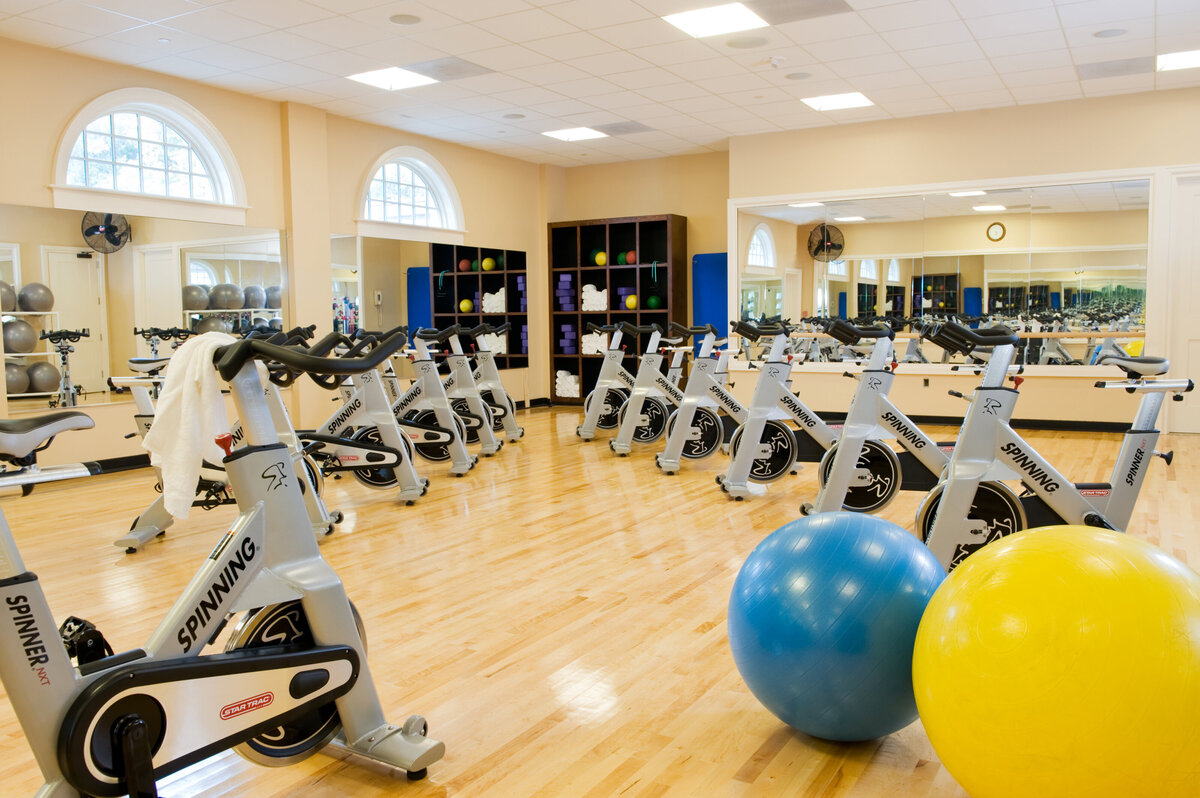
2, 311, 61, 401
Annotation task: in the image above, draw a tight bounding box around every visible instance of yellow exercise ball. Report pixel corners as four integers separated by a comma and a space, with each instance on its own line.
481, 257, 496, 271
594, 251, 607, 266
625, 294, 637, 310
913, 526, 1200, 798
458, 298, 474, 313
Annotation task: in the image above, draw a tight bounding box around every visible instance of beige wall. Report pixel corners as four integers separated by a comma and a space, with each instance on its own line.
729, 88, 1200, 199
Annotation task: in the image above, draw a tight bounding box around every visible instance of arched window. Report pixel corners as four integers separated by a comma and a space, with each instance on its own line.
746, 225, 775, 270
358, 146, 463, 241
887, 259, 900, 282
859, 259, 877, 280
827, 260, 847, 277
53, 88, 246, 225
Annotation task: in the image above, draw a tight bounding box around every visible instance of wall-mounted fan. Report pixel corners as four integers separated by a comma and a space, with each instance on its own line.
81, 212, 132, 254
807, 224, 844, 262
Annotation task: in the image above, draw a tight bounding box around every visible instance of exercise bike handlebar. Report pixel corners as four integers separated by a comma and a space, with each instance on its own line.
39, 328, 90, 343
586, 322, 619, 334
669, 322, 719, 338
920, 321, 1018, 354
731, 320, 787, 341
353, 325, 408, 342
414, 325, 460, 343
213, 328, 408, 385
618, 321, 662, 338
464, 321, 511, 338
821, 318, 895, 345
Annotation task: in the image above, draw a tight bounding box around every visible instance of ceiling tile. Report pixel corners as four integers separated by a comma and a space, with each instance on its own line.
943, 90, 1015, 110
882, 96, 953, 115
108, 22, 214, 52
22, 1, 140, 35
964, 6, 1061, 39
634, 38, 719, 66
899, 41, 986, 67
667, 94, 735, 114
605, 65, 686, 90
439, 0, 533, 22
866, 82, 938, 100
548, 76, 625, 98
352, 38, 449, 66
296, 49, 383, 77
453, 72, 534, 94
988, 49, 1073, 72
1008, 81, 1083, 104
590, 17, 686, 49
182, 43, 279, 71
163, 8, 274, 41
0, 15, 90, 46
1056, 0, 1150, 30
1062, 17, 1154, 48
225, 0, 334, 28
529, 96, 595, 116
287, 16, 388, 49
470, 43, 552, 71
777, 11, 873, 43
1155, 69, 1200, 90
84, 0, 196, 23
586, 90, 660, 109
828, 51, 910, 77
508, 61, 591, 85
849, 67, 926, 88
491, 84, 570, 105
950, 0, 1053, 17
204, 72, 287, 94
482, 8, 577, 42
857, 0, 960, 31
666, 56, 749, 81
137, 54, 229, 80
806, 33, 893, 61
525, 31, 614, 59
1000, 65, 1078, 87
406, 22, 509, 52
723, 85, 798, 105
544, 0, 652, 28
931, 73, 1005, 94
301, 77, 385, 99
977, 29, 1067, 58
346, 2, 461, 31
61, 35, 160, 63
305, 0, 392, 12
918, 58, 997, 81
694, 72, 773, 93
1080, 72, 1155, 97
0, 0, 49, 13
236, 29, 334, 60
1069, 38, 1155, 63
881, 20, 973, 50
638, 81, 709, 102
242, 60, 333, 85
570, 51, 655, 76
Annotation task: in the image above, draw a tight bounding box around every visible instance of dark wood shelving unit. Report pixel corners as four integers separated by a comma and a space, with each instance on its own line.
885, 285, 905, 315
912, 273, 960, 316
548, 214, 687, 405
430, 243, 528, 369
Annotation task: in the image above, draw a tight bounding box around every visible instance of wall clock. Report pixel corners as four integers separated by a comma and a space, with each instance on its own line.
986, 222, 1006, 242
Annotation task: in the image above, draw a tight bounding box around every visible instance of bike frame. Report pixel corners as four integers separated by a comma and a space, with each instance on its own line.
610, 330, 687, 454
387, 337, 475, 475
471, 332, 523, 442
656, 332, 740, 471
442, 331, 501, 456
576, 327, 635, 439
0, 358, 442, 797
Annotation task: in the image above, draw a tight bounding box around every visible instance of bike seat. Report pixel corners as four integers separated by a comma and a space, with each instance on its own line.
128, 357, 171, 374
1099, 355, 1169, 377
0, 412, 94, 458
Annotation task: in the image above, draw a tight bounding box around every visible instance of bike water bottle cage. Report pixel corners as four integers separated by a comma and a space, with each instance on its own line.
822, 318, 895, 346
1098, 354, 1170, 379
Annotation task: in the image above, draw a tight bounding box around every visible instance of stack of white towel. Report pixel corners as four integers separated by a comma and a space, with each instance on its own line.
581, 284, 607, 311
482, 287, 507, 313
555, 370, 580, 397
480, 331, 507, 355
581, 332, 606, 355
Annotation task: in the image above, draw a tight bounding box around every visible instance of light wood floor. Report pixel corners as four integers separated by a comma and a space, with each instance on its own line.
0, 408, 1195, 797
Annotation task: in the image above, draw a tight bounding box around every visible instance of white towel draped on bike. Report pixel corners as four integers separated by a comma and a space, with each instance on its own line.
143, 332, 237, 519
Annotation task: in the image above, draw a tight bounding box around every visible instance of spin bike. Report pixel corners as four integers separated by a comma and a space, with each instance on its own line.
41, 329, 89, 408
802, 318, 954, 515
113, 333, 338, 552
716, 321, 841, 499
654, 323, 741, 472
917, 320, 1193, 570
463, 322, 524, 442
0, 330, 443, 798
576, 323, 685, 441
439, 324, 502, 456
610, 323, 691, 455
0, 412, 99, 496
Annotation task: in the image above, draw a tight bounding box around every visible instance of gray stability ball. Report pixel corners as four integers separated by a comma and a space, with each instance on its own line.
195, 316, 231, 334
268, 318, 283, 330
5, 362, 28, 394
243, 285, 266, 309
265, 285, 283, 309
18, 282, 54, 312
0, 281, 16, 312
209, 283, 244, 310
3, 320, 37, 353
182, 284, 210, 311
27, 361, 60, 393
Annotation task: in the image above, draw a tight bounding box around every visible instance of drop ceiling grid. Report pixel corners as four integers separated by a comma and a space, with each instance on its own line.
0, 0, 1194, 165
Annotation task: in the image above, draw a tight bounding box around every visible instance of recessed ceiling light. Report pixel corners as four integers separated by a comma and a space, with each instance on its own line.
1157, 49, 1200, 71
788, 201, 823, 208
801, 92, 873, 111
784, 71, 811, 80
663, 2, 768, 39
1093, 28, 1126, 38
157, 37, 170, 44
973, 204, 1006, 212
542, 127, 607, 142
346, 67, 437, 91
502, 113, 525, 119
389, 14, 421, 25
834, 216, 865, 222
949, 190, 985, 197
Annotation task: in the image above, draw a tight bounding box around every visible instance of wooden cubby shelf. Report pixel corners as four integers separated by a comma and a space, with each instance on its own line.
912, 273, 960, 316
430, 243, 528, 369
548, 213, 687, 405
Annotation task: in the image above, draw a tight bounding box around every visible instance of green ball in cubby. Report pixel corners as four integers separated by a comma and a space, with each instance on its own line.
472, 259, 480, 271
616, 251, 627, 265
646, 295, 662, 310
497, 254, 505, 267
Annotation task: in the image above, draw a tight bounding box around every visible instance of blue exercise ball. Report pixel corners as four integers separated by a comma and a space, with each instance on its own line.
728, 513, 946, 741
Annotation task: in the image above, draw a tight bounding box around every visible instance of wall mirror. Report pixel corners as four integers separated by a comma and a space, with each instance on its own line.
0, 201, 286, 410
735, 178, 1148, 366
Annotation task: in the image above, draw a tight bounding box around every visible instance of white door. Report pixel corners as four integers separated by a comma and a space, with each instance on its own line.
43, 248, 109, 394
